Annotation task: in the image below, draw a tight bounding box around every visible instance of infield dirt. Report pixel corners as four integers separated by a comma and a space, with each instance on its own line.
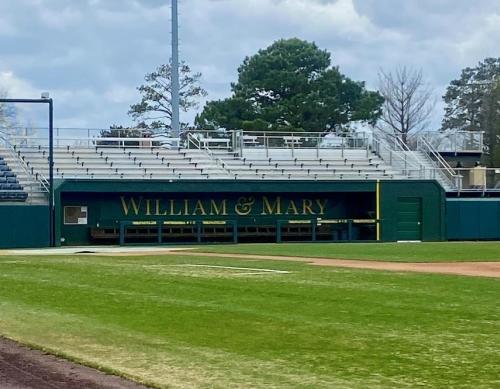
96, 250, 500, 278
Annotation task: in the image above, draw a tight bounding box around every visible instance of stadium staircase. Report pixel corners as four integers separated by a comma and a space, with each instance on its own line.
371, 131, 461, 192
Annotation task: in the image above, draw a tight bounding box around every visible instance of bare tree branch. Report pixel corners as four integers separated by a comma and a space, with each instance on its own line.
377, 66, 435, 143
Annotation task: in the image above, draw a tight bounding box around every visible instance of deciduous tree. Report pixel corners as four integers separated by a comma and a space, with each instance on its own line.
377, 67, 434, 144
0, 89, 18, 133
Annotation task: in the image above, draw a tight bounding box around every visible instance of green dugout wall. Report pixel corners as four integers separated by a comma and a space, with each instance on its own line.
0, 205, 49, 248
379, 181, 446, 242
54, 179, 446, 245
447, 199, 500, 240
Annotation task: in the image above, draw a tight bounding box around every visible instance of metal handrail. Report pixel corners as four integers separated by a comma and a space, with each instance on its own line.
418, 135, 461, 189
371, 135, 424, 178
189, 133, 233, 177
418, 130, 484, 154
0, 133, 49, 196
374, 129, 430, 170
187, 132, 202, 150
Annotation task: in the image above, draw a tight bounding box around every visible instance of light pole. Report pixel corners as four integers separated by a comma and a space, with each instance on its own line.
0, 96, 55, 247
171, 0, 180, 137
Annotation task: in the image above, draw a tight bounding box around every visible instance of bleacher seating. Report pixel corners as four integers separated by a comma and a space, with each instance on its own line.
10, 142, 405, 183
213, 148, 404, 180
0, 156, 28, 201
15, 145, 228, 180
1, 129, 476, 192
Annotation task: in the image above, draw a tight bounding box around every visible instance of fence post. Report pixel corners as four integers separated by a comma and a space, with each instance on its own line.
197, 221, 202, 243
119, 222, 125, 246
232, 220, 238, 243
265, 132, 269, 159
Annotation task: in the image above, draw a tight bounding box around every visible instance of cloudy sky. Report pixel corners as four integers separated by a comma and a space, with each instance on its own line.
1, 0, 499, 130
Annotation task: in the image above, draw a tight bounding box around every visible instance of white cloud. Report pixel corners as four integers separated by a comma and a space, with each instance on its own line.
104, 84, 137, 104
38, 5, 83, 29
0, 0, 499, 129
0, 71, 39, 97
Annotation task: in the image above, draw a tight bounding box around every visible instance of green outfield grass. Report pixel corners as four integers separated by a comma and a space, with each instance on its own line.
0, 254, 498, 388
194, 242, 500, 262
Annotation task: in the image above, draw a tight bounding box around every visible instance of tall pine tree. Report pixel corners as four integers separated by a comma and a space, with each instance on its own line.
196, 39, 383, 132
442, 57, 500, 132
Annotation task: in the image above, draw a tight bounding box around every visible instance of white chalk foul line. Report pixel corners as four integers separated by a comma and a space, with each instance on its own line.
173, 264, 290, 274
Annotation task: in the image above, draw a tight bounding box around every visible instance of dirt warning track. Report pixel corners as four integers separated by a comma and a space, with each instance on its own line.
175, 251, 500, 278
2, 246, 500, 278
0, 337, 149, 389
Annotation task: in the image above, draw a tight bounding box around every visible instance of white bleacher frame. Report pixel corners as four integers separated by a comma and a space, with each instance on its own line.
3, 128, 497, 192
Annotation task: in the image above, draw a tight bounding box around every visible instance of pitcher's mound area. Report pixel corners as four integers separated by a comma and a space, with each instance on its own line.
0, 337, 148, 389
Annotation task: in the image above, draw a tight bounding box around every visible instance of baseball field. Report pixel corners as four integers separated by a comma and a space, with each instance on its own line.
0, 242, 499, 388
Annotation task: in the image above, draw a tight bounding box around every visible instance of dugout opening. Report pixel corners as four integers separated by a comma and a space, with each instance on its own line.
88, 218, 378, 245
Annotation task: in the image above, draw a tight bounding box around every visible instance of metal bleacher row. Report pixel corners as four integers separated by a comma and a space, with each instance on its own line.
0, 129, 416, 204
214, 148, 403, 180
12, 143, 403, 182
3, 129, 493, 197
0, 155, 28, 201
15, 145, 228, 180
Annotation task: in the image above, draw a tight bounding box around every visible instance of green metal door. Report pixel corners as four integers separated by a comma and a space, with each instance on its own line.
397, 197, 422, 241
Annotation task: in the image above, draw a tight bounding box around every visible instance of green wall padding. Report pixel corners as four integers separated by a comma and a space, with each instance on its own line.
0, 205, 49, 248
446, 199, 500, 240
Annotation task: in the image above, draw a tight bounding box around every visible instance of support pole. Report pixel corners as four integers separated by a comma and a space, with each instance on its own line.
157, 222, 163, 244
0, 98, 55, 247
48, 99, 54, 247
171, 0, 180, 137
119, 222, 126, 246
232, 221, 238, 243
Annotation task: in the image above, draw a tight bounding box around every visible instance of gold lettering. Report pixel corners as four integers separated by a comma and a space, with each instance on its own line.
120, 196, 142, 216
235, 197, 255, 216
145, 199, 152, 216
192, 200, 207, 215
261, 196, 281, 215
315, 199, 328, 215
184, 199, 190, 216
302, 199, 315, 215
169, 199, 182, 216
210, 199, 228, 216
155, 199, 167, 216
285, 200, 299, 215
